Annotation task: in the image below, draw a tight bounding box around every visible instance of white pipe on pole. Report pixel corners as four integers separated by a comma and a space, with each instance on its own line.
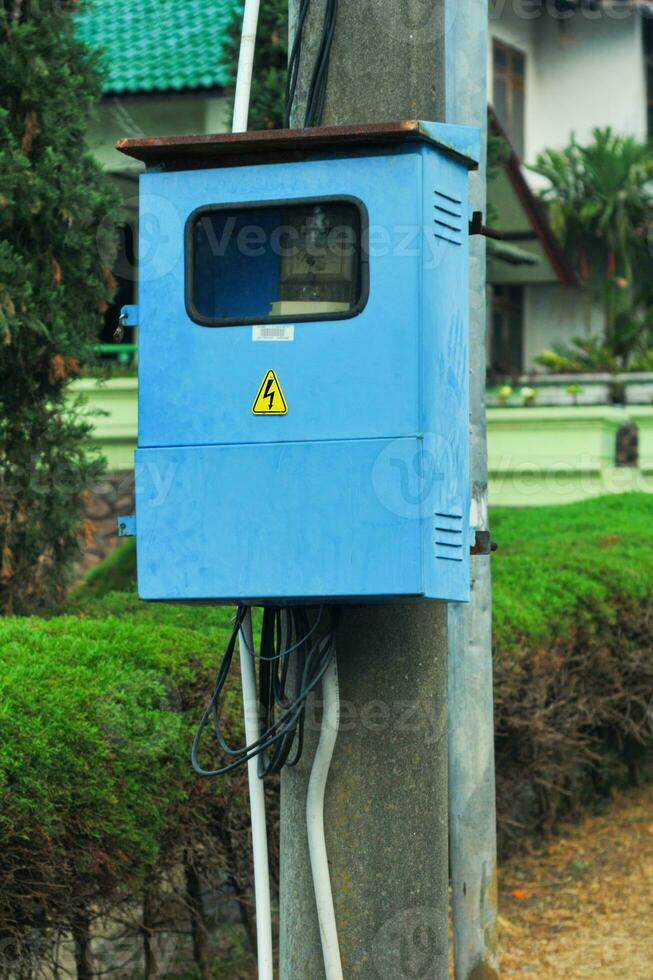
239, 612, 274, 980
306, 651, 343, 980
232, 0, 262, 133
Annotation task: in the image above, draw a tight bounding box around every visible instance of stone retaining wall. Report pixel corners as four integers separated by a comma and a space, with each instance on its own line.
82, 470, 134, 571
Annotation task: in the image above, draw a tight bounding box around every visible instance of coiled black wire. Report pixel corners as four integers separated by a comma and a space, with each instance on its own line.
191, 605, 333, 779
284, 0, 339, 129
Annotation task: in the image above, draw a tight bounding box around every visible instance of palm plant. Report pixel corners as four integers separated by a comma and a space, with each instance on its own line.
531, 129, 653, 363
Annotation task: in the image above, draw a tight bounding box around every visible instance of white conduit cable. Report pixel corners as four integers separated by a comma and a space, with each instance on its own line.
233, 6, 272, 978
306, 648, 344, 980
239, 611, 274, 980
232, 0, 262, 133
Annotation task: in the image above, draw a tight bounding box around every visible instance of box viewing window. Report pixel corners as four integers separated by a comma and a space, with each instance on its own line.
187, 198, 366, 326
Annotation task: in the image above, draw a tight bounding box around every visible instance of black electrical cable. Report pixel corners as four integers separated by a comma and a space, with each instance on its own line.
284, 0, 311, 127
284, 0, 339, 129
303, 0, 338, 128
240, 604, 323, 663
191, 604, 333, 779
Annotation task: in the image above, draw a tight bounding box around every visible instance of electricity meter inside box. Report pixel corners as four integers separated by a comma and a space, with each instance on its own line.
189, 198, 364, 324
119, 122, 480, 603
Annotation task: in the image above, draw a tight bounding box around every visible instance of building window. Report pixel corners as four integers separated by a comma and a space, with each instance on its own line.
644, 17, 653, 137
493, 39, 526, 158
490, 285, 524, 379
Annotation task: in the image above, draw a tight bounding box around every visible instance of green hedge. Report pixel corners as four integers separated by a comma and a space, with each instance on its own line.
0, 587, 256, 975
70, 495, 653, 856
491, 493, 653, 849
492, 493, 653, 647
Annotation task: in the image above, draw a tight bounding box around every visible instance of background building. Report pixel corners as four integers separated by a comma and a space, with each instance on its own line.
488, 1, 653, 374
75, 0, 235, 345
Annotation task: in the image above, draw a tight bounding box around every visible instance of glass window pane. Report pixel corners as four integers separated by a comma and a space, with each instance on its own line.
493, 42, 507, 69
512, 84, 525, 158
509, 314, 523, 374
512, 51, 525, 77
491, 285, 523, 377
190, 200, 363, 324
493, 76, 508, 132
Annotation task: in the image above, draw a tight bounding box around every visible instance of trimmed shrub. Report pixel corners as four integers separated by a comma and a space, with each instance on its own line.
78, 497, 653, 859
77, 497, 653, 858
492, 493, 653, 852
0, 598, 267, 976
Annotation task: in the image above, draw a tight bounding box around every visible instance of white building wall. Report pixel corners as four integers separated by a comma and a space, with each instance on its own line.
523, 282, 600, 370
489, 5, 646, 163
88, 94, 230, 173
532, 9, 646, 159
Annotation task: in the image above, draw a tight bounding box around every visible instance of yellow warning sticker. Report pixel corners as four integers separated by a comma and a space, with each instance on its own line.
252, 369, 288, 415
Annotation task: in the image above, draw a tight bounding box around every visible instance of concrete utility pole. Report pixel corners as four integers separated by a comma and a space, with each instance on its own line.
446, 4, 500, 980
280, 3, 451, 978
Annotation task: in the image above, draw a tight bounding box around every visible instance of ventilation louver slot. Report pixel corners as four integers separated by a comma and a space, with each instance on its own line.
434, 511, 464, 561
433, 190, 463, 247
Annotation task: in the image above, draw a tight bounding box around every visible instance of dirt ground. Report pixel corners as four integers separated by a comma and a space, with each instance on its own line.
497, 785, 653, 979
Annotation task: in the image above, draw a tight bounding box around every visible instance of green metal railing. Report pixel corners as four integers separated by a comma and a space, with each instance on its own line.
94, 343, 137, 365
94, 343, 137, 355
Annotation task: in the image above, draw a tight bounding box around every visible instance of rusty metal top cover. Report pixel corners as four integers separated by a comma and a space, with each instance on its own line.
116, 120, 480, 171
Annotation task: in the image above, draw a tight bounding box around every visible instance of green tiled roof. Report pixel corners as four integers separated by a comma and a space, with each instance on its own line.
75, 0, 240, 95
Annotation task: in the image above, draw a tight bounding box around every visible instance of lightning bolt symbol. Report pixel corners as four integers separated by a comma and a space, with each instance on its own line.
263, 378, 275, 411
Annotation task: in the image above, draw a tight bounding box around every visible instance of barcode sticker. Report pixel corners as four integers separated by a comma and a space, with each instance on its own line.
252, 324, 295, 342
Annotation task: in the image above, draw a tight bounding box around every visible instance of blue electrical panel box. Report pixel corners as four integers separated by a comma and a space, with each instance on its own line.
117, 121, 480, 604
